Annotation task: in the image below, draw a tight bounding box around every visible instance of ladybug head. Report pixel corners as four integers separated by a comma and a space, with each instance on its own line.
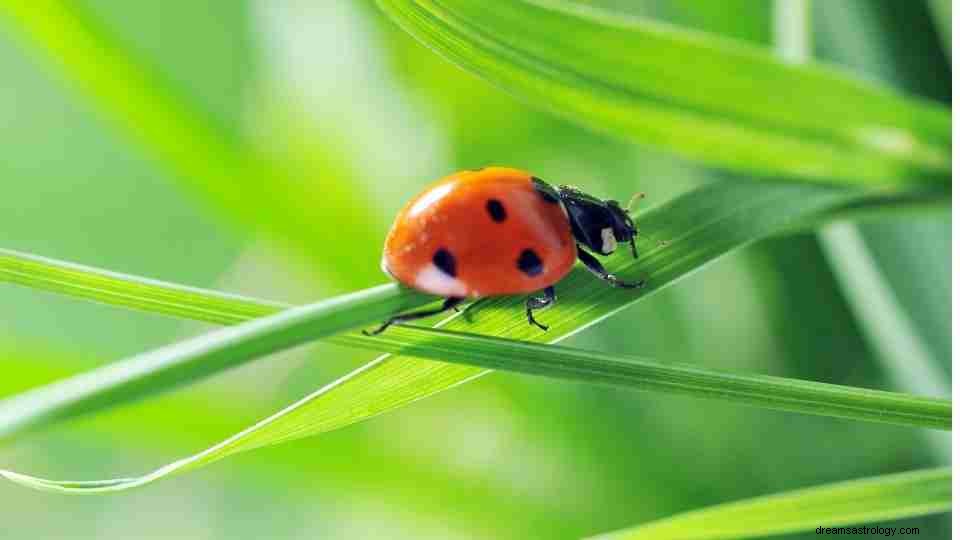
555, 185, 639, 259
604, 199, 639, 259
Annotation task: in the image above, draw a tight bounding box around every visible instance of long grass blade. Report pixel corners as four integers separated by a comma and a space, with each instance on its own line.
0, 249, 284, 325
591, 467, 950, 540
0, 284, 431, 437
376, 0, 950, 186
1, 256, 949, 435
0, 180, 952, 492
344, 326, 950, 430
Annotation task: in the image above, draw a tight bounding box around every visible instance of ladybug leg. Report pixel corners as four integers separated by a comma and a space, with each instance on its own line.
362, 297, 464, 336
525, 286, 556, 331
460, 297, 492, 322
577, 246, 645, 289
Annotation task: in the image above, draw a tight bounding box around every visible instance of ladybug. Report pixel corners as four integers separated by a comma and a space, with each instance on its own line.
364, 167, 644, 335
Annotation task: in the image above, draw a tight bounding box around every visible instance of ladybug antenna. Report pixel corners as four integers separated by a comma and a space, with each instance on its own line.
627, 192, 646, 212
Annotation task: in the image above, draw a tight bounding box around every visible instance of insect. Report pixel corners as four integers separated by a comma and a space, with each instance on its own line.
364, 167, 644, 335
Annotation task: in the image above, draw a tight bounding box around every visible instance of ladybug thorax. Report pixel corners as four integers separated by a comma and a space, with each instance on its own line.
555, 185, 637, 258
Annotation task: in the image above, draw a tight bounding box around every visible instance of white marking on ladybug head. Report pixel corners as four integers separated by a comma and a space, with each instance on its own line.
414, 266, 468, 297
601, 227, 616, 254
409, 183, 455, 218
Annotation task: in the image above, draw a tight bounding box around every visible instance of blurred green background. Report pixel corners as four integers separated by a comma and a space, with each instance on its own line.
0, 1, 949, 538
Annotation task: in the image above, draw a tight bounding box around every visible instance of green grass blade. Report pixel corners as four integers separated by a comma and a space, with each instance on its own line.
0, 284, 432, 438
0, 249, 284, 325
0, 247, 949, 432
1, 239, 951, 431
591, 467, 951, 540
341, 326, 950, 430
376, 0, 950, 186
0, 288, 950, 496
0, 180, 952, 493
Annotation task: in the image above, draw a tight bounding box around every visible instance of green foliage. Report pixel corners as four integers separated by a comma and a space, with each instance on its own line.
0, 177, 950, 493
927, 0, 951, 57
0, 0, 387, 289
1, 243, 951, 440
0, 273, 431, 439
594, 467, 951, 540
0, 0, 950, 537
377, 0, 950, 186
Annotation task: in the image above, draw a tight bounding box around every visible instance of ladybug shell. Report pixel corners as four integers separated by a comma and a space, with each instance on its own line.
382, 167, 577, 298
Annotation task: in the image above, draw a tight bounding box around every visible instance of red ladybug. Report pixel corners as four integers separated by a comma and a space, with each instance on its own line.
365, 167, 643, 334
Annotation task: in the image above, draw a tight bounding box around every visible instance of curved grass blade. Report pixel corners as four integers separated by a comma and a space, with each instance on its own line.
1, 208, 951, 436
0, 185, 948, 435
1, 326, 950, 493
0, 272, 948, 440
591, 467, 950, 540
376, 0, 950, 187
2, 180, 951, 493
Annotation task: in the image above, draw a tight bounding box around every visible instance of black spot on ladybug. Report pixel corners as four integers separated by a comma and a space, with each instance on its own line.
486, 199, 507, 222
532, 177, 559, 204
433, 248, 457, 277
516, 249, 544, 277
